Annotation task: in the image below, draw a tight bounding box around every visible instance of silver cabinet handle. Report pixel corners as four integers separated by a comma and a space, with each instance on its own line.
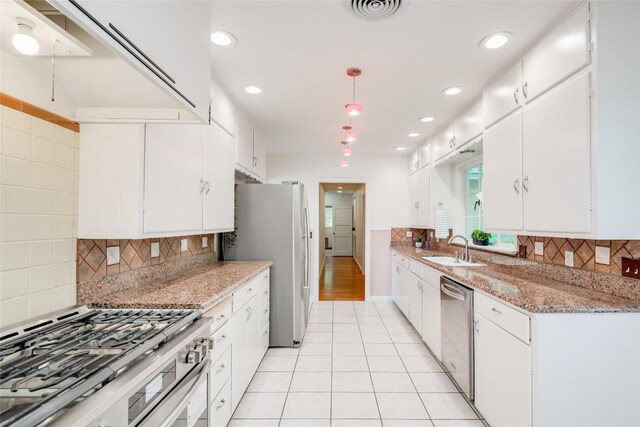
263, 290, 269, 295
248, 287, 253, 293
414, 202, 419, 209
514, 178, 521, 194
246, 307, 252, 319
416, 202, 420, 209
474, 320, 479, 332
199, 178, 205, 194
523, 176, 529, 192
264, 308, 269, 313
263, 329, 269, 335
396, 266, 400, 273
263, 274, 269, 279
522, 82, 528, 99
491, 307, 503, 314
452, 136, 456, 147
205, 181, 211, 194
215, 398, 226, 410
217, 334, 227, 342
216, 313, 226, 322
513, 87, 520, 104
215, 363, 226, 373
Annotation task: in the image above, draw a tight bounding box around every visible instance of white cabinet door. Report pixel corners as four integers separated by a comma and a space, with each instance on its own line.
398, 267, 411, 318
203, 123, 235, 232
432, 125, 455, 162
522, 2, 590, 102
421, 282, 441, 360
417, 167, 430, 227
231, 308, 248, 411
247, 296, 261, 373
410, 149, 420, 174
409, 172, 419, 225
483, 112, 523, 232
475, 313, 532, 427
144, 124, 203, 234
236, 112, 254, 172
253, 129, 267, 180
419, 141, 432, 168
523, 73, 591, 233
483, 63, 523, 128
211, 80, 237, 136
408, 274, 423, 336
392, 261, 401, 307
65, 1, 211, 121
454, 99, 483, 146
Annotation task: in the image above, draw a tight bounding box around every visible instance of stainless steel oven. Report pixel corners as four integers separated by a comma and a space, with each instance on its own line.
440, 276, 474, 400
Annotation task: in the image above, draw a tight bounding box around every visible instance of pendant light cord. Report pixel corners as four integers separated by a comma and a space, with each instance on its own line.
51, 41, 56, 102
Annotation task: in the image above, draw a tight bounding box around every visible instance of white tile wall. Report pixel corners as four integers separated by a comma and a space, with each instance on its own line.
0, 106, 79, 328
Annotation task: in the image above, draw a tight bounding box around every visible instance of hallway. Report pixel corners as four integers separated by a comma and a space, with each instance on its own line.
319, 256, 365, 301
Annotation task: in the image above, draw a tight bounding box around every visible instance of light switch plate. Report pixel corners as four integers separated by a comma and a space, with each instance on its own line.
564, 251, 574, 268
106, 246, 120, 265
406, 231, 413, 238
534, 242, 544, 256
202, 236, 208, 248
151, 242, 160, 258
595, 246, 611, 265
181, 238, 188, 252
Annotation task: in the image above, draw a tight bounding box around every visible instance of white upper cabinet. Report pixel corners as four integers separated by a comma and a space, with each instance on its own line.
453, 100, 483, 146
409, 172, 419, 225
522, 2, 591, 102
483, 63, 523, 129
144, 125, 204, 234
203, 123, 235, 232
432, 125, 455, 162
419, 141, 432, 168
253, 129, 267, 180
410, 149, 420, 174
523, 72, 592, 234
236, 111, 255, 172
417, 167, 431, 227
53, 0, 212, 122
483, 112, 523, 232
211, 80, 237, 137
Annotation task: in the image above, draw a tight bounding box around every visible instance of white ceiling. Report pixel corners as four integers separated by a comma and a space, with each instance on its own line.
210, 0, 577, 155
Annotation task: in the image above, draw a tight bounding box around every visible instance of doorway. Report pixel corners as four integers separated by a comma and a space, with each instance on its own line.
318, 183, 366, 301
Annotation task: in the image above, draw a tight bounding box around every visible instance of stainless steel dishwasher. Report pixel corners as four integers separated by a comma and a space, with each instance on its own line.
440, 276, 474, 400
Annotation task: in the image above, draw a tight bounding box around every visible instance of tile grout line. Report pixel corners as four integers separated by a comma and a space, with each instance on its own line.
363, 302, 383, 424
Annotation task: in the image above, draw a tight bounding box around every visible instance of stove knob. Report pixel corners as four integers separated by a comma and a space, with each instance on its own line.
186, 349, 202, 364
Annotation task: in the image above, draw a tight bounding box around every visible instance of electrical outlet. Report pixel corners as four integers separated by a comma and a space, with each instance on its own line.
534, 242, 544, 256
106, 246, 120, 265
202, 236, 208, 248
622, 257, 640, 280
595, 246, 611, 265
518, 244, 527, 258
181, 238, 188, 252
406, 231, 413, 238
151, 242, 160, 258
564, 251, 574, 268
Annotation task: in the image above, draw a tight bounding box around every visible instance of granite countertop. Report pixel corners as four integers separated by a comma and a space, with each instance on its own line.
391, 246, 640, 314
86, 261, 273, 310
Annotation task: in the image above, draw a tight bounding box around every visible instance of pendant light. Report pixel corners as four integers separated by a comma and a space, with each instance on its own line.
340, 156, 349, 167
13, 19, 39, 55
344, 67, 362, 116
341, 141, 352, 157
342, 125, 357, 143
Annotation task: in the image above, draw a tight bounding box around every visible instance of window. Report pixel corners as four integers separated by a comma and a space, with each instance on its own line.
324, 206, 333, 228
463, 163, 516, 252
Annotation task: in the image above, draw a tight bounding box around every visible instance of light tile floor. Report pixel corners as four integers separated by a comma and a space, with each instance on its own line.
229, 301, 484, 427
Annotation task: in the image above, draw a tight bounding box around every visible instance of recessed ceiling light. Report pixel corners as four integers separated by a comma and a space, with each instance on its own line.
337, 190, 343, 193
442, 87, 462, 96
211, 30, 236, 46
395, 147, 406, 151
338, 186, 343, 189
243, 85, 262, 94
480, 32, 513, 50
419, 116, 435, 123
408, 133, 420, 137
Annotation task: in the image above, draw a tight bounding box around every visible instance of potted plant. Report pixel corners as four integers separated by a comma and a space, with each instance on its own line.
415, 235, 424, 248
472, 229, 491, 246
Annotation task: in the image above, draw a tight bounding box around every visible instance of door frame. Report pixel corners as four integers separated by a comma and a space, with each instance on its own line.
317, 179, 368, 301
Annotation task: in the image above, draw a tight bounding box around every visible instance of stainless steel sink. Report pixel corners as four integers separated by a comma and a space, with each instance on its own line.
421, 256, 484, 267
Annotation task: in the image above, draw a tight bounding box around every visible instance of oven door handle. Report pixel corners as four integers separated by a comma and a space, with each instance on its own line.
139, 358, 211, 427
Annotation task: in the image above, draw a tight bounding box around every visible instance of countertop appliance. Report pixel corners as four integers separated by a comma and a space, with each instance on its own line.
228, 182, 310, 347
0, 306, 213, 427
440, 276, 475, 400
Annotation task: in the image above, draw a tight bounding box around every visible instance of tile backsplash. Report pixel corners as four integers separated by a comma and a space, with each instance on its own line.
0, 105, 79, 328
77, 234, 217, 283
518, 236, 640, 277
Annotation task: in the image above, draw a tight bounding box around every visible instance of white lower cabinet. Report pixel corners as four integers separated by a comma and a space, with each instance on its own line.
475, 312, 532, 427
408, 271, 423, 336
421, 265, 442, 360
210, 380, 232, 427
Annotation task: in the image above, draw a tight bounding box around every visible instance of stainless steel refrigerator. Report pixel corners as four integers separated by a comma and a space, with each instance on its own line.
228, 182, 310, 347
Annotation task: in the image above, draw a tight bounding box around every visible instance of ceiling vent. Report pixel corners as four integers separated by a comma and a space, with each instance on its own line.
349, 0, 402, 20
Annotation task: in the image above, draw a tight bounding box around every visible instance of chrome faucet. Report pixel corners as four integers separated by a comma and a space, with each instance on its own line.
448, 235, 470, 262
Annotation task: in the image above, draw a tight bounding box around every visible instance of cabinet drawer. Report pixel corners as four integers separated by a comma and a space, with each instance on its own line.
258, 270, 270, 308
260, 301, 270, 330
210, 379, 232, 427
391, 251, 410, 269
209, 348, 231, 403
233, 276, 260, 313
210, 322, 231, 362
422, 265, 442, 289
409, 259, 422, 278
475, 292, 530, 343
205, 298, 232, 335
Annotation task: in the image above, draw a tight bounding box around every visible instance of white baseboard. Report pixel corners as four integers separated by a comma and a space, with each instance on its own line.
367, 295, 393, 302
354, 257, 364, 275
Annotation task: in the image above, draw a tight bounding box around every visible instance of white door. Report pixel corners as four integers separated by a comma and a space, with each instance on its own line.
523, 73, 591, 233
203, 122, 235, 232
236, 111, 254, 171
417, 167, 430, 227
332, 206, 353, 256
144, 124, 203, 234
475, 314, 532, 427
483, 112, 523, 231
483, 62, 523, 128
409, 172, 419, 225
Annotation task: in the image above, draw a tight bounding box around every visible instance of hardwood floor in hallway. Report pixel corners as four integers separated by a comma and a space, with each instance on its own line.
319, 256, 365, 301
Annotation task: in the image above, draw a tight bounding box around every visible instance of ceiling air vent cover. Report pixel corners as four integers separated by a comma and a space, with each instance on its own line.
350, 0, 402, 20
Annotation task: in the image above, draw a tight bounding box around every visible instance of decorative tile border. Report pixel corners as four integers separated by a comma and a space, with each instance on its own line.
77, 234, 217, 283
390, 227, 440, 247
518, 236, 640, 277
